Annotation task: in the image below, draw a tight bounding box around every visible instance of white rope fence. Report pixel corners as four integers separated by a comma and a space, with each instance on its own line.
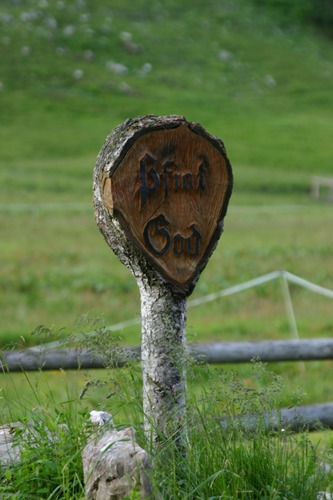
189, 270, 333, 306
38, 270, 333, 350
189, 270, 333, 344
106, 270, 333, 335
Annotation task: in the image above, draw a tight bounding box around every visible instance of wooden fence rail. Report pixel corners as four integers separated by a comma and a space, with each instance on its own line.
220, 402, 333, 433
0, 339, 333, 432
2, 338, 333, 372
2, 339, 333, 432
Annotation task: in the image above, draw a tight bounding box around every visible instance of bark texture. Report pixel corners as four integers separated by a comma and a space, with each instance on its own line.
93, 116, 192, 443
140, 283, 187, 442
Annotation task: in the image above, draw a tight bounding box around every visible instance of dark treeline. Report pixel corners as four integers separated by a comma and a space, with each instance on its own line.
251, 0, 333, 37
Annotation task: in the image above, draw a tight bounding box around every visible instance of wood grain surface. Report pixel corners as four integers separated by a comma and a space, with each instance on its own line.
103, 123, 232, 292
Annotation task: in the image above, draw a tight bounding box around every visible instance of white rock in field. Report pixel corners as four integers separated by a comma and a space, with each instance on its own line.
105, 60, 128, 75
82, 422, 152, 499
0, 423, 24, 465
89, 410, 114, 427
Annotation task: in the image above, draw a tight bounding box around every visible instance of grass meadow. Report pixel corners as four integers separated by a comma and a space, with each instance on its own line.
0, 0, 333, 497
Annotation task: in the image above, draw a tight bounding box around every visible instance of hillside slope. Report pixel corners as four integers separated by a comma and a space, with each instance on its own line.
0, 0, 332, 174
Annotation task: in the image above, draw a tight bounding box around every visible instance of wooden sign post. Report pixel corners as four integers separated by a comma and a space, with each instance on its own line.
93, 115, 233, 445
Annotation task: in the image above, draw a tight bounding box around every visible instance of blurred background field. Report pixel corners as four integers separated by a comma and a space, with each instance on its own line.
0, 0, 332, 419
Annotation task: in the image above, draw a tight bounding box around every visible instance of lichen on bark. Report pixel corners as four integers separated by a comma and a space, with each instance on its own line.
93, 115, 191, 445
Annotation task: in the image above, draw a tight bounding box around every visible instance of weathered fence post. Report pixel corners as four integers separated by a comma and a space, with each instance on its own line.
93, 115, 233, 445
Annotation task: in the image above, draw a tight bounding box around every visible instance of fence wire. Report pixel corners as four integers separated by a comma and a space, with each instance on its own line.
38, 270, 333, 350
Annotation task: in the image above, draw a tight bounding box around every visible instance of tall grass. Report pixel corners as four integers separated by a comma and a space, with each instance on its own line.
0, 379, 87, 499
1, 359, 331, 499
1, 0, 333, 170
0, 1, 333, 495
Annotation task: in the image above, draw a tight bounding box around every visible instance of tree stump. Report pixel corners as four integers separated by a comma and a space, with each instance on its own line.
93, 115, 233, 445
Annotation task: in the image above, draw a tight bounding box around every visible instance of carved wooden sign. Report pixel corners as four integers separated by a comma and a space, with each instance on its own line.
94, 115, 233, 441
96, 115, 233, 295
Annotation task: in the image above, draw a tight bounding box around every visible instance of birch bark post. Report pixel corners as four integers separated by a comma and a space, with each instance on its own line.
139, 282, 187, 443
93, 115, 232, 446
